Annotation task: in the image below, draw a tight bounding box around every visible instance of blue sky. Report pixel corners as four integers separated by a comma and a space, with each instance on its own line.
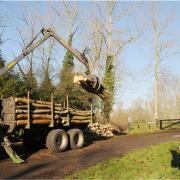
0, 1, 180, 110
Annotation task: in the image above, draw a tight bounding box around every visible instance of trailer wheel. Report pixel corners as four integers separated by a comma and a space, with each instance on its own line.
67, 129, 84, 150
46, 129, 68, 153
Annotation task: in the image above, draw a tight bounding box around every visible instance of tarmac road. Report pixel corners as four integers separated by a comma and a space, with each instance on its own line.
0, 131, 179, 179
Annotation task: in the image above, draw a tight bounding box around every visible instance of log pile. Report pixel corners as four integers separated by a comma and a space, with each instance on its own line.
12, 97, 91, 125
84, 123, 114, 140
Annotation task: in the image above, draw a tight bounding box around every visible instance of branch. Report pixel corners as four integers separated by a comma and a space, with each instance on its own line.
158, 50, 179, 65
113, 34, 136, 58
112, 3, 141, 22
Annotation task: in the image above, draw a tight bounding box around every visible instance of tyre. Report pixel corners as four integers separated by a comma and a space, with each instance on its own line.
46, 129, 68, 153
67, 129, 84, 150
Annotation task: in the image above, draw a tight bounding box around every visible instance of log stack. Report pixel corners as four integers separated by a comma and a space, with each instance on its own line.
11, 97, 92, 126
84, 123, 114, 140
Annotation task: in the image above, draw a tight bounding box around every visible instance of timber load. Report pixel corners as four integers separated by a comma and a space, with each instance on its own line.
1, 97, 92, 132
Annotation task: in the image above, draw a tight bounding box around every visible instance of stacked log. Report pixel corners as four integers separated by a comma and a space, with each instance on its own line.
84, 123, 114, 140
14, 97, 91, 125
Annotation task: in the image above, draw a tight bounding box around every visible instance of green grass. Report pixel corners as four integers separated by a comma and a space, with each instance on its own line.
128, 122, 180, 135
67, 141, 180, 180
129, 123, 159, 135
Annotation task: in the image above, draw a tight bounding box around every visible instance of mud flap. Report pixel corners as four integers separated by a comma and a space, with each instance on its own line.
0, 131, 25, 163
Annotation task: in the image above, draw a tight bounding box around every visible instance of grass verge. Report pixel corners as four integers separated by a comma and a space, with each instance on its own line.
129, 122, 180, 135
128, 123, 159, 135
67, 141, 180, 180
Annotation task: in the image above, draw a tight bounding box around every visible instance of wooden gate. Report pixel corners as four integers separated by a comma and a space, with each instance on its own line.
159, 119, 180, 130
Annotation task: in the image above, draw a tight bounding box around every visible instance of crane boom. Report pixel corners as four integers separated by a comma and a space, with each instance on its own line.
48, 28, 90, 74
0, 27, 108, 99
0, 28, 90, 76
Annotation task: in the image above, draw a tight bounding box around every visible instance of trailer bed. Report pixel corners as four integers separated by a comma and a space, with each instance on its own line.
1, 97, 92, 132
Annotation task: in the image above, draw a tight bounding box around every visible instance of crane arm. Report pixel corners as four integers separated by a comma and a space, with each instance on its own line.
0, 28, 52, 77
47, 28, 90, 74
0, 28, 90, 77
0, 27, 109, 99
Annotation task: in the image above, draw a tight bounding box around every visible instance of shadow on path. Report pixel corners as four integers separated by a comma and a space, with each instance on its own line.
4, 161, 51, 179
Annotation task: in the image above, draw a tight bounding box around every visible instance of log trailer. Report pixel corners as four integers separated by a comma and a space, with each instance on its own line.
0, 28, 108, 163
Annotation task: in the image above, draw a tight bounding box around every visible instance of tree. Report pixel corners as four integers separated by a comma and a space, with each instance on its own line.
0, 44, 5, 68
151, 2, 176, 122
16, 9, 39, 98
158, 70, 180, 119
56, 33, 92, 109
95, 2, 139, 122
0, 39, 27, 98
53, 2, 93, 109
37, 39, 55, 101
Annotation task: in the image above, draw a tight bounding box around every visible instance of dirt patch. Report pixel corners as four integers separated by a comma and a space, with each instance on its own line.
0, 131, 179, 179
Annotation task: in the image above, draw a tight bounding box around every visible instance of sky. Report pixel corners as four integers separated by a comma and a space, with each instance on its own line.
0, 1, 180, 111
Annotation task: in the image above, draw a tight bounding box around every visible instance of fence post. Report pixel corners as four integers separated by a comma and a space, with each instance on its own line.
138, 123, 140, 129
160, 120, 162, 130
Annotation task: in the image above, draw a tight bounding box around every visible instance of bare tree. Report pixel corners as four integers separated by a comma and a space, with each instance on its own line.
151, 2, 176, 122
0, 16, 6, 42
158, 70, 180, 119
83, 15, 104, 77
35, 38, 55, 100
51, 1, 78, 37
0, 15, 7, 67
12, 3, 44, 98
94, 2, 140, 122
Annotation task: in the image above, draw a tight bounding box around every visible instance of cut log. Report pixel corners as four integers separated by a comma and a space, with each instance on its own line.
55, 110, 69, 114
16, 105, 27, 109
55, 107, 63, 111
17, 119, 90, 125
31, 103, 51, 109
15, 98, 62, 108
70, 120, 90, 124
71, 112, 91, 116
15, 98, 50, 105
16, 109, 28, 114
16, 114, 60, 120
16, 109, 69, 114
71, 116, 91, 120
17, 119, 51, 125
74, 73, 109, 100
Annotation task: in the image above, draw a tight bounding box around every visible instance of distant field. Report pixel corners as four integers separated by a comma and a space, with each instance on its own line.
129, 122, 159, 134
67, 141, 180, 180
128, 121, 180, 135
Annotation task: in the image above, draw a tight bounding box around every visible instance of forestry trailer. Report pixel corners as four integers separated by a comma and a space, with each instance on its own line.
0, 28, 108, 163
